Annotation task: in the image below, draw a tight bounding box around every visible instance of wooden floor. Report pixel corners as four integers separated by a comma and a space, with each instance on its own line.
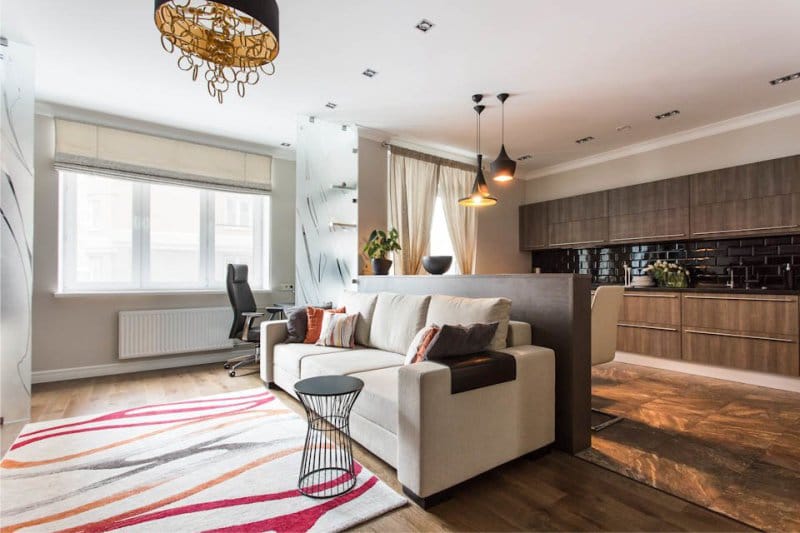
584, 362, 800, 532
1, 363, 749, 532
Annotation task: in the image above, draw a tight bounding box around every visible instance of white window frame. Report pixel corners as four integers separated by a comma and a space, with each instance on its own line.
58, 170, 270, 293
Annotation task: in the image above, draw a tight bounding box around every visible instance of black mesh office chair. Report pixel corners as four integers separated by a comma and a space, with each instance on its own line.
224, 264, 264, 377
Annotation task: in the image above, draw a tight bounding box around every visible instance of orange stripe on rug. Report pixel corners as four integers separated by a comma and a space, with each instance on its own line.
1, 409, 288, 470
60, 445, 310, 533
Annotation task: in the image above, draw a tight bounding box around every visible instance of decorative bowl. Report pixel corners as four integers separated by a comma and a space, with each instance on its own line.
422, 255, 452, 275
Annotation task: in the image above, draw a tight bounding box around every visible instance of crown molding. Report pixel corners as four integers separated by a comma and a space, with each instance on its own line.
523, 99, 800, 180
357, 124, 475, 166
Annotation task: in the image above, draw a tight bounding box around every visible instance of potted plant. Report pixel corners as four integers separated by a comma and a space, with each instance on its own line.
643, 260, 691, 288
363, 228, 401, 275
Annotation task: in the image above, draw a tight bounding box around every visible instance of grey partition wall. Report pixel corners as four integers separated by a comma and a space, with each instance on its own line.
295, 117, 359, 305
359, 273, 592, 454
1, 40, 35, 424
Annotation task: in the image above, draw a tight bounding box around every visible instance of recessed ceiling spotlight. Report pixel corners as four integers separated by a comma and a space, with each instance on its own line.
325, 102, 337, 109
616, 124, 632, 132
655, 109, 680, 120
517, 154, 533, 161
280, 142, 291, 147
770, 71, 800, 85
415, 19, 434, 32
362, 68, 377, 78
575, 136, 595, 144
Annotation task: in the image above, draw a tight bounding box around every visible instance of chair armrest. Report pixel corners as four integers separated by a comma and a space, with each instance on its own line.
242, 312, 265, 317
241, 312, 266, 341
398, 345, 555, 498
259, 319, 288, 383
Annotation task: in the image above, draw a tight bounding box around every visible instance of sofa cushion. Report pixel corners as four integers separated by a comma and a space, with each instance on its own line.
425, 295, 512, 350
369, 293, 431, 355
423, 322, 499, 360
285, 303, 332, 343
300, 349, 404, 379
342, 291, 378, 346
316, 312, 358, 348
305, 306, 345, 344
350, 367, 399, 434
273, 343, 349, 380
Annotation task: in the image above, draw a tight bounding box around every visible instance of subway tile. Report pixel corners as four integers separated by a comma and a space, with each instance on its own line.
754, 246, 779, 255
727, 246, 754, 256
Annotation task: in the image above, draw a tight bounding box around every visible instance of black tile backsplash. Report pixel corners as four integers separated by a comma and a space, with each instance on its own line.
531, 235, 800, 288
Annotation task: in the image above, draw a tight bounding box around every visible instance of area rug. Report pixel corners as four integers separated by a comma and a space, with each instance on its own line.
1, 388, 406, 532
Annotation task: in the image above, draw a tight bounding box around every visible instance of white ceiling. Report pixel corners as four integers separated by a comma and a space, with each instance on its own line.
4, 0, 800, 176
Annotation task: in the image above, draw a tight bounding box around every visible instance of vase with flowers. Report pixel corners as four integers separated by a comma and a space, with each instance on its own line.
643, 260, 690, 288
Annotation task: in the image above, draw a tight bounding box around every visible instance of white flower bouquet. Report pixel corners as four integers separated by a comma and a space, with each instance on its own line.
643, 260, 691, 288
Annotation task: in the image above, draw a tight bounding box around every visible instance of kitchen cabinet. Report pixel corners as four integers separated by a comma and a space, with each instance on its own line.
607, 177, 690, 243
689, 156, 800, 238
681, 293, 799, 376
616, 292, 682, 359
547, 191, 608, 248
519, 202, 548, 250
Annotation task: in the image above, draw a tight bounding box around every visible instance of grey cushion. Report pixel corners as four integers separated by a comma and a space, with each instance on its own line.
285, 302, 332, 343
369, 292, 431, 355
342, 291, 378, 346
423, 322, 500, 361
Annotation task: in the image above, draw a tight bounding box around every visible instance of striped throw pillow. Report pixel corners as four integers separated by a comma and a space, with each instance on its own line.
316, 312, 359, 348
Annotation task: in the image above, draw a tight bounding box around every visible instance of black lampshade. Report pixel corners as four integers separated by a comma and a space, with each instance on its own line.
458, 155, 498, 207
490, 144, 517, 182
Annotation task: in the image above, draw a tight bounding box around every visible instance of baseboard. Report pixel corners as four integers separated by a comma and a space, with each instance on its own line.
31, 349, 253, 384
615, 352, 800, 393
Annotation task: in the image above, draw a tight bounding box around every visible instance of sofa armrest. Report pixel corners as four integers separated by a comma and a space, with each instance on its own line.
397, 344, 555, 498
506, 320, 532, 346
259, 320, 288, 383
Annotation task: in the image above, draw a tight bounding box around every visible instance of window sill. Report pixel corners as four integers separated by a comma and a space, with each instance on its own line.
53, 289, 274, 298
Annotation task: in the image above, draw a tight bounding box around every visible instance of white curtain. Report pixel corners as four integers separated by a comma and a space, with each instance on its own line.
438, 165, 478, 274
388, 149, 440, 275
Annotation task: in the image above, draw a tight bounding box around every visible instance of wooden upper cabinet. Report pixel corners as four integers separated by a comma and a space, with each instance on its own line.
689, 155, 800, 238
607, 177, 690, 243
547, 191, 607, 223
549, 218, 608, 248
519, 202, 548, 250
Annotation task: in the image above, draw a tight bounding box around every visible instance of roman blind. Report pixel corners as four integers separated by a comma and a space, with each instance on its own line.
54, 119, 271, 193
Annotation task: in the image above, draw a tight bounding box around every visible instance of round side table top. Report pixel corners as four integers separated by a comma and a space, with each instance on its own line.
294, 375, 364, 397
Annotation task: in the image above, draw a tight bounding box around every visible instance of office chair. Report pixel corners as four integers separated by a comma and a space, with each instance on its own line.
590, 285, 625, 431
224, 264, 264, 377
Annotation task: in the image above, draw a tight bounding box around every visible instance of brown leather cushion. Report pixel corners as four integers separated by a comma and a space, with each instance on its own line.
422, 322, 499, 360
436, 351, 517, 394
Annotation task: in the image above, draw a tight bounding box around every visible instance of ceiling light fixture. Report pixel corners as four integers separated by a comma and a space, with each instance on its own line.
154, 0, 280, 104
362, 68, 377, 78
280, 142, 291, 147
655, 109, 680, 120
490, 93, 516, 182
415, 19, 434, 32
325, 102, 337, 109
770, 71, 800, 85
459, 95, 498, 208
575, 136, 595, 144
517, 154, 533, 161
616, 124, 632, 132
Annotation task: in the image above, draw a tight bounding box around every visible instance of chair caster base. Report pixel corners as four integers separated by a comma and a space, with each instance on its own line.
223, 363, 231, 369
229, 371, 236, 377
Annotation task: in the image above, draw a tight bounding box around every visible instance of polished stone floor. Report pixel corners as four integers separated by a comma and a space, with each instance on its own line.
581, 362, 800, 532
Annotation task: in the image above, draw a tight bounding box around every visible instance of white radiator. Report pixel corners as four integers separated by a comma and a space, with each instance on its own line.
119, 307, 235, 359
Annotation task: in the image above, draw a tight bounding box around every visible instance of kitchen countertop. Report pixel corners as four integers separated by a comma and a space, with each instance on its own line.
591, 284, 800, 296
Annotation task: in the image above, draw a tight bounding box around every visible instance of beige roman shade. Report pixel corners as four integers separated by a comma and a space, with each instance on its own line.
54, 119, 271, 193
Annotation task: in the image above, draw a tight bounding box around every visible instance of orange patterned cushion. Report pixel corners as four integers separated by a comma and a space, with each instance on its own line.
304, 306, 346, 344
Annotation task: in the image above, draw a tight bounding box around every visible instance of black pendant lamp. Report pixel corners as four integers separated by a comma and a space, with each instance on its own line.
490, 93, 517, 182
459, 95, 498, 207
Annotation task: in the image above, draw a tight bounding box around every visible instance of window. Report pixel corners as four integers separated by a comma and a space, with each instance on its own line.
59, 171, 270, 292
429, 196, 459, 274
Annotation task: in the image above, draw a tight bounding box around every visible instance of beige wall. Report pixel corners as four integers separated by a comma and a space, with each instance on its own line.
475, 178, 531, 274
31, 114, 296, 374
526, 113, 800, 203
357, 137, 388, 274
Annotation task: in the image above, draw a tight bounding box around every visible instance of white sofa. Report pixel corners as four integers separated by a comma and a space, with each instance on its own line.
260, 291, 555, 505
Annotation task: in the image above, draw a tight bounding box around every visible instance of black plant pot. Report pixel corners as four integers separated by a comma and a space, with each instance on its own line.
371, 258, 393, 275
422, 255, 453, 275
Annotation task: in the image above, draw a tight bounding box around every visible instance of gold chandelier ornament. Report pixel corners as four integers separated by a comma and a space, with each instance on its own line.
154, 0, 280, 103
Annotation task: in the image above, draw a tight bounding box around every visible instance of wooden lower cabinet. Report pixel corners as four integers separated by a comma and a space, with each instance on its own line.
617, 324, 681, 359
682, 329, 800, 376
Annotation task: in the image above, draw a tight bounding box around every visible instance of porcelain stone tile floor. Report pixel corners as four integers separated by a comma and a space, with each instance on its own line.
581, 362, 800, 532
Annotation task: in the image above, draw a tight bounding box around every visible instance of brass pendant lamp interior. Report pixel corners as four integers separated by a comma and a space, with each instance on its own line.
154, 0, 280, 103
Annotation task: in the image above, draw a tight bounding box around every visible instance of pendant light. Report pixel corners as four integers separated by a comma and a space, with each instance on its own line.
490, 93, 517, 182
459, 95, 498, 207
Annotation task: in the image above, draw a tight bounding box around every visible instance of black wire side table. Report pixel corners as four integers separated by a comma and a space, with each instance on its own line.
295, 375, 364, 498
